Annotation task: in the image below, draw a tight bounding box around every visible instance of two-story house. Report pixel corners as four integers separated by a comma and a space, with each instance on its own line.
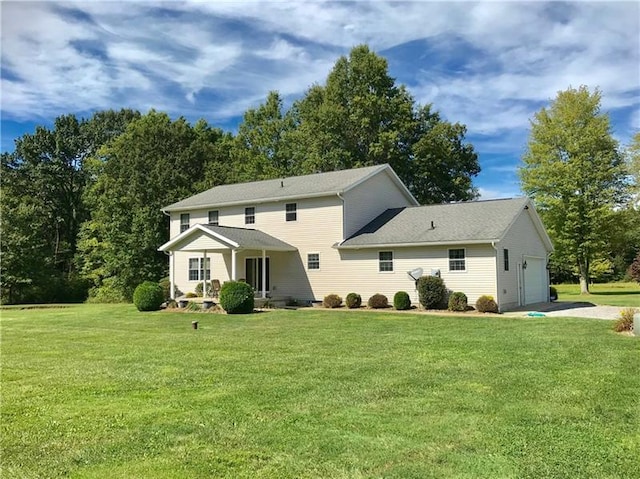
158, 164, 553, 311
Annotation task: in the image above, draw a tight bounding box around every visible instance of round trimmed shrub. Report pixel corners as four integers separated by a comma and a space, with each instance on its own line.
323, 294, 343, 308
133, 281, 164, 312
448, 292, 468, 312
393, 291, 412, 310
219, 281, 254, 314
368, 293, 388, 309
475, 295, 498, 313
417, 275, 447, 309
346, 293, 362, 309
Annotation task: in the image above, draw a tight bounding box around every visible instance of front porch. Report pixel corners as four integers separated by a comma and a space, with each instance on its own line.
158, 224, 297, 300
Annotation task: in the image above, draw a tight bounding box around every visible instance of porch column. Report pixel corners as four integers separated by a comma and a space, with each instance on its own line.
231, 249, 237, 280
169, 252, 175, 300
261, 249, 267, 299
202, 250, 208, 297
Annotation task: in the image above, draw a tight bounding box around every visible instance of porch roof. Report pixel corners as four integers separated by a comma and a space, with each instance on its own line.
158, 224, 297, 252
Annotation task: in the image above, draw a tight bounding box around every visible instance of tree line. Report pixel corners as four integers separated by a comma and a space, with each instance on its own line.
1, 45, 481, 303
2, 46, 638, 304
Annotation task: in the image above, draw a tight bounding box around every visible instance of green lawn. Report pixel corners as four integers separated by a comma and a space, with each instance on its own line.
554, 282, 640, 307
2, 305, 639, 478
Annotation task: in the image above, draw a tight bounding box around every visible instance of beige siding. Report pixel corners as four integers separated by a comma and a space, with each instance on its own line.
173, 230, 232, 251
329, 245, 498, 305
343, 170, 414, 238
496, 210, 551, 310
169, 196, 345, 298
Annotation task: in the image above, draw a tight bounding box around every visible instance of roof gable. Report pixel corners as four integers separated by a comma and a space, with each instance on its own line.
158, 224, 297, 252
338, 197, 552, 249
162, 164, 416, 211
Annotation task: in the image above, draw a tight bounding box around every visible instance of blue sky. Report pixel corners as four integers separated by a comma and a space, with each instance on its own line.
1, 1, 638, 199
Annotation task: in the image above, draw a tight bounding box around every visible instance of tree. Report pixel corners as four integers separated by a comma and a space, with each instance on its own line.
230, 91, 297, 182
78, 111, 231, 300
0, 110, 139, 303
519, 86, 627, 293
626, 131, 640, 197
289, 45, 480, 203
629, 253, 640, 283
409, 105, 479, 203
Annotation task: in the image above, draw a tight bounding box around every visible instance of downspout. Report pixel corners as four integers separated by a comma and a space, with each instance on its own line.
546, 251, 552, 302
491, 241, 500, 312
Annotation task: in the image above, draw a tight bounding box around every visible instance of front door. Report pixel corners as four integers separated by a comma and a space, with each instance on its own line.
245, 257, 270, 293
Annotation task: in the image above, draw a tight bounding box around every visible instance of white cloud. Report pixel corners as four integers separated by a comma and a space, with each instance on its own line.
1, 0, 637, 144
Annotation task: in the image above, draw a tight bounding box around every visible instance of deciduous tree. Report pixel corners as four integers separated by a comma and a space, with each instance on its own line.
519, 86, 627, 293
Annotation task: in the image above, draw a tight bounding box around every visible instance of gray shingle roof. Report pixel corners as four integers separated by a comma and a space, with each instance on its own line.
158, 224, 297, 252
201, 225, 297, 251
338, 197, 533, 248
163, 164, 406, 211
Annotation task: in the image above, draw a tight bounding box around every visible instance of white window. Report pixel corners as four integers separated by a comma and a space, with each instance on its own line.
378, 251, 393, 272
208, 210, 219, 226
245, 207, 255, 225
286, 203, 297, 222
188, 258, 211, 281
180, 213, 190, 233
307, 253, 320, 270
449, 248, 466, 271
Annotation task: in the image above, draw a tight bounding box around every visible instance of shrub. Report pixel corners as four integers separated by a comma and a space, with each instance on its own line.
186, 301, 202, 312
393, 291, 412, 310
448, 292, 468, 312
476, 295, 499, 313
323, 294, 343, 308
219, 281, 254, 314
194, 282, 213, 297
159, 277, 171, 301
133, 281, 165, 312
368, 293, 388, 309
417, 275, 447, 309
613, 308, 637, 332
185, 292, 198, 298
345, 293, 362, 309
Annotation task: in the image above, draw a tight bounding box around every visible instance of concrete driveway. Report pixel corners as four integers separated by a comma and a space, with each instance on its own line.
506, 301, 626, 320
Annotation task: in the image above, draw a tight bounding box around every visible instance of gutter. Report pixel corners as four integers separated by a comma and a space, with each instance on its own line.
335, 238, 502, 250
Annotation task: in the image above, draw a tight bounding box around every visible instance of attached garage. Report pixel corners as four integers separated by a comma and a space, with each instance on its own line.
523, 256, 547, 305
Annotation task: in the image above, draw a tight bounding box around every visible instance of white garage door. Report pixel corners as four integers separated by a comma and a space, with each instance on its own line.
524, 257, 546, 305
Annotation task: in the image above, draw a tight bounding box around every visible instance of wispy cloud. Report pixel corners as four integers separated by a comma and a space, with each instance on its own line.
1, 1, 638, 197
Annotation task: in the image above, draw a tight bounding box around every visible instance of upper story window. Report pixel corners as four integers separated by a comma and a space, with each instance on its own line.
307, 253, 320, 270
378, 251, 393, 272
286, 203, 297, 222
503, 248, 509, 271
245, 207, 255, 225
208, 210, 219, 226
180, 213, 190, 233
449, 248, 466, 271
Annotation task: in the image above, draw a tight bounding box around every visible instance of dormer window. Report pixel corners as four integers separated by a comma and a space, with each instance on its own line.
245, 207, 255, 225
286, 203, 297, 222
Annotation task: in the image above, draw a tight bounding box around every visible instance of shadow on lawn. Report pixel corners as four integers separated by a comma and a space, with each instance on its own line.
588, 291, 640, 296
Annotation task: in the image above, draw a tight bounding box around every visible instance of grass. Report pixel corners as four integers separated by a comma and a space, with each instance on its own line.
1, 304, 639, 478
554, 282, 640, 307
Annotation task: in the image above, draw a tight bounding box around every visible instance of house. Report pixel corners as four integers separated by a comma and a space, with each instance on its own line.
158, 164, 553, 311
